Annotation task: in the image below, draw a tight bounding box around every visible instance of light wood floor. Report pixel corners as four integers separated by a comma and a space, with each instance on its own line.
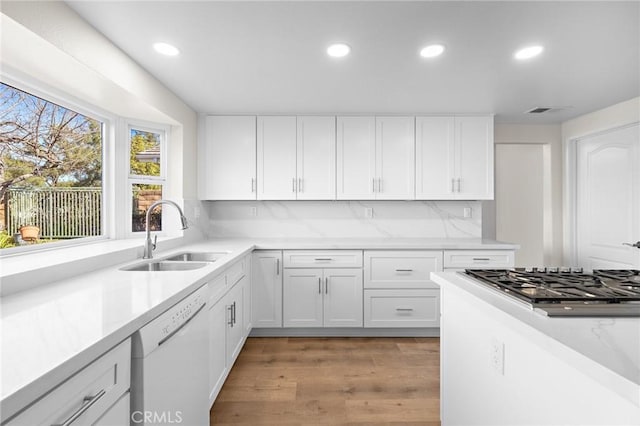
210, 337, 441, 425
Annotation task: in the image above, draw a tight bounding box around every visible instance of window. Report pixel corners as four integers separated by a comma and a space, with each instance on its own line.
0, 82, 104, 249
128, 125, 167, 233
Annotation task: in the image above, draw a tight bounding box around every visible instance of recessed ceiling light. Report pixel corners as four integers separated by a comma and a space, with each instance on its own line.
153, 42, 180, 56
514, 45, 543, 60
420, 44, 445, 58
327, 43, 351, 58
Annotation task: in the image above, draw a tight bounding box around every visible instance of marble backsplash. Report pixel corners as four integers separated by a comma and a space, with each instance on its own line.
205, 200, 482, 239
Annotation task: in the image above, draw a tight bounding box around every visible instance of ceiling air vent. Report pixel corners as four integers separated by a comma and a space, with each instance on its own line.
526, 107, 553, 114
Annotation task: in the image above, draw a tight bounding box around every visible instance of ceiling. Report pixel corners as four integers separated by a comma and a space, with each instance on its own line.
66, 1, 639, 123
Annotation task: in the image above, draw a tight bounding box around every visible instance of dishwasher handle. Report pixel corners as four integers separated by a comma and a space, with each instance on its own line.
158, 303, 206, 346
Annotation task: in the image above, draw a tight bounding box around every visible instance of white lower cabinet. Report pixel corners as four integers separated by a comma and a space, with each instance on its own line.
364, 289, 440, 327
6, 339, 131, 426
283, 268, 363, 327
208, 275, 228, 405
251, 250, 283, 328
226, 277, 246, 364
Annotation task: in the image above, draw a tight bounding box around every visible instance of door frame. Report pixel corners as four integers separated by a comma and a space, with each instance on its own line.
563, 122, 640, 266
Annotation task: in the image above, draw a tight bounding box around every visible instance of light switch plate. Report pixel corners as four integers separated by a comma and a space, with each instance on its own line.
250, 206, 258, 217
365, 207, 374, 219
463, 207, 472, 218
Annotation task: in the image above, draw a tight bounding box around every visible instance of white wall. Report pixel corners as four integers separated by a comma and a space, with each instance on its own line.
487, 123, 563, 264
207, 201, 482, 239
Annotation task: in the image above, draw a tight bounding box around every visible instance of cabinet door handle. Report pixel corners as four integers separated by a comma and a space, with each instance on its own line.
227, 305, 234, 327
276, 258, 280, 275
314, 258, 333, 261
52, 389, 106, 426
473, 258, 491, 261
251, 178, 255, 192
292, 177, 296, 193
372, 178, 376, 193
325, 277, 329, 294
233, 302, 237, 325
378, 178, 382, 193
395, 269, 413, 272
299, 177, 303, 192
451, 178, 455, 193
457, 178, 461, 192
396, 307, 414, 312
318, 277, 322, 294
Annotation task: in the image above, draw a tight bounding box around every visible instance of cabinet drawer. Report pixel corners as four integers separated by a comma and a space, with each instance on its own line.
443, 250, 514, 269
283, 250, 362, 268
364, 251, 442, 289
226, 255, 247, 285
364, 289, 440, 328
7, 339, 131, 426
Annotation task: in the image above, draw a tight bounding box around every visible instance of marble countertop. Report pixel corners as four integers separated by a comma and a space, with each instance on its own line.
0, 236, 516, 421
431, 271, 640, 406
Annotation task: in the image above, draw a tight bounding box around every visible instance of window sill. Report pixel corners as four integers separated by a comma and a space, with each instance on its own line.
0, 236, 184, 297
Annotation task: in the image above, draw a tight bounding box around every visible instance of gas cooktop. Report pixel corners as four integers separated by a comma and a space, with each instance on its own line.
464, 268, 640, 317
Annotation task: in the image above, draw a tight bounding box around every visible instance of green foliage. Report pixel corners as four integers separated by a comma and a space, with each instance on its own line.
130, 131, 161, 177
0, 230, 16, 249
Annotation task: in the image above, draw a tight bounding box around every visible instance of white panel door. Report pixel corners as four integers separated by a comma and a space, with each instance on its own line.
208, 298, 228, 405
415, 116, 455, 199
204, 116, 256, 200
257, 116, 297, 200
323, 268, 363, 327
375, 116, 415, 199
336, 116, 376, 200
283, 269, 323, 327
455, 116, 494, 199
251, 250, 283, 328
297, 116, 336, 200
226, 282, 245, 365
576, 124, 640, 269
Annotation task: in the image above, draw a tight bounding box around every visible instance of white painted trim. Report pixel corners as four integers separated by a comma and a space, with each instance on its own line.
563, 122, 640, 265
249, 327, 440, 337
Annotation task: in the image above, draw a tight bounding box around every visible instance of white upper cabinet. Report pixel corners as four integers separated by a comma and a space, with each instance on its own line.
337, 117, 376, 199
337, 116, 414, 200
257, 116, 298, 200
416, 115, 494, 200
296, 116, 336, 200
375, 117, 415, 199
258, 116, 336, 200
201, 116, 257, 200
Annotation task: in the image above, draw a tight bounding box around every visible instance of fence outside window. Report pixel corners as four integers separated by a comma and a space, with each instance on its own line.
5, 188, 102, 239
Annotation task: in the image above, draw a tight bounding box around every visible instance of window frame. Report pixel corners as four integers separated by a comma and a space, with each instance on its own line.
0, 74, 114, 254
126, 120, 170, 236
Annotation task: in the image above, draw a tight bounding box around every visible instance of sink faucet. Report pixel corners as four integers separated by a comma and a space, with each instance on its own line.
143, 199, 189, 259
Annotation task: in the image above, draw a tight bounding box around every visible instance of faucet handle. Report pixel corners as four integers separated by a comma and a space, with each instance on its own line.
152, 235, 157, 251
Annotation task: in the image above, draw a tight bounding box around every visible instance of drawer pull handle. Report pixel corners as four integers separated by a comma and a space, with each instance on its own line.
314, 258, 333, 261
395, 269, 413, 272
325, 277, 329, 294
318, 277, 322, 294
52, 389, 106, 426
473, 258, 491, 261
396, 308, 414, 312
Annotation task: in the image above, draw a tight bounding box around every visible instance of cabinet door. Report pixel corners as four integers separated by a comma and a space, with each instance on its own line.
226, 281, 245, 365
208, 299, 228, 405
323, 268, 363, 327
251, 250, 283, 328
415, 116, 455, 199
297, 116, 336, 200
455, 116, 494, 199
375, 117, 415, 199
283, 269, 323, 327
336, 116, 376, 200
257, 116, 297, 200
203, 116, 257, 200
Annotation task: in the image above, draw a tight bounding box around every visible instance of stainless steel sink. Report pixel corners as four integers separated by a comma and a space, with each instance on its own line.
121, 261, 209, 272
164, 252, 228, 262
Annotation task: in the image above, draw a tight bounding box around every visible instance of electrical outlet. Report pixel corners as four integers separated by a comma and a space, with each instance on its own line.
365, 207, 374, 219
193, 206, 201, 219
250, 206, 258, 217
463, 207, 472, 218
490, 338, 505, 375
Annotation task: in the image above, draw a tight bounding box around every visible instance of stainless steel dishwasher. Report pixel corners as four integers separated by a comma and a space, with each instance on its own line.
131, 284, 209, 426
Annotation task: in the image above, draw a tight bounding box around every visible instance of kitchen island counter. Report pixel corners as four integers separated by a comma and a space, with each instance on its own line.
432, 271, 640, 425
